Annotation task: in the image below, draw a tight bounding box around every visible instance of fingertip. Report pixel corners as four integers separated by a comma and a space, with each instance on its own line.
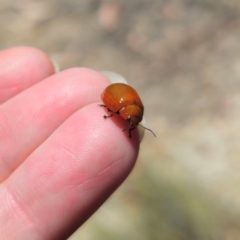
0, 46, 56, 103
2, 46, 55, 74
92, 103, 140, 161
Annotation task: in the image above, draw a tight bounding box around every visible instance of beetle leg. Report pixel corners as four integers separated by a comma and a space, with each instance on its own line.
122, 126, 136, 139
128, 127, 136, 139
99, 104, 114, 118
99, 104, 106, 107
104, 113, 114, 118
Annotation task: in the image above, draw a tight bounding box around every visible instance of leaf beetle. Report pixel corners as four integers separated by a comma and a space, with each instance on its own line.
100, 83, 156, 138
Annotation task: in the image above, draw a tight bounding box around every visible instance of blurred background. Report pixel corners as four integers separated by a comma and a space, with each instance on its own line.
2, 0, 240, 239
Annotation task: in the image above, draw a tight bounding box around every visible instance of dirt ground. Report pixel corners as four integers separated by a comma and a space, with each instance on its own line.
2, 0, 240, 239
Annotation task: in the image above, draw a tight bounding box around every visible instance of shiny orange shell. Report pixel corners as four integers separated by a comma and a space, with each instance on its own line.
101, 83, 144, 124
100, 83, 156, 138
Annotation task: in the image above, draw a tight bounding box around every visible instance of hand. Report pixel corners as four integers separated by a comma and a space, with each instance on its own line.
0, 47, 140, 239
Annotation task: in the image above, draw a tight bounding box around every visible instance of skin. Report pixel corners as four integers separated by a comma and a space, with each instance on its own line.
0, 47, 140, 240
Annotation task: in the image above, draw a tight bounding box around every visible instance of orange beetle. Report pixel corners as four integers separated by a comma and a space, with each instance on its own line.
100, 83, 156, 138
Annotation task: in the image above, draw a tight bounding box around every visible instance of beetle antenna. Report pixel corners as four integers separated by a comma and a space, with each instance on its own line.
138, 124, 156, 137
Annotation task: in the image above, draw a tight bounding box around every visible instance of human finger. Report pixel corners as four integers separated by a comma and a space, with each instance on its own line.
0, 47, 56, 104
0, 68, 110, 182
0, 103, 139, 239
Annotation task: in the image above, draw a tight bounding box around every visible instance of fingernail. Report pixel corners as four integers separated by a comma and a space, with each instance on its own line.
101, 71, 145, 142
138, 117, 145, 142
101, 71, 128, 84
50, 58, 60, 73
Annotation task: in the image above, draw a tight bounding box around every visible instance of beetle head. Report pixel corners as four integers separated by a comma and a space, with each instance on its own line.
119, 105, 143, 126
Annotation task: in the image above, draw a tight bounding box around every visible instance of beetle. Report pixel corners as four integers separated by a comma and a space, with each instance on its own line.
100, 83, 156, 138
